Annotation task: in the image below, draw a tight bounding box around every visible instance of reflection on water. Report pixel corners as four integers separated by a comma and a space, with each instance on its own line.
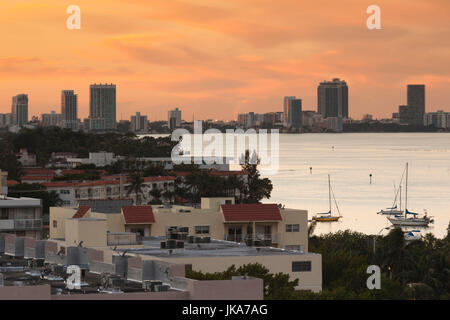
259, 133, 450, 238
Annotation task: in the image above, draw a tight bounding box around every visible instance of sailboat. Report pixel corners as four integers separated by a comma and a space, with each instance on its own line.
378, 184, 404, 215
387, 163, 433, 227
313, 175, 342, 222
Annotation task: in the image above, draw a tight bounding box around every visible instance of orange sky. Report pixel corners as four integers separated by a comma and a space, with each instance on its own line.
0, 0, 449, 121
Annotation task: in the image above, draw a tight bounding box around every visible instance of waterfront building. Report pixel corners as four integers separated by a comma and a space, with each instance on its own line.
317, 78, 348, 118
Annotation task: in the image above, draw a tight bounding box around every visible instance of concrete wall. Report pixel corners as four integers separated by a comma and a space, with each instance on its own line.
65, 218, 107, 247
278, 209, 309, 251
163, 252, 322, 292
0, 285, 52, 300
190, 278, 264, 300
201, 197, 234, 210
90, 212, 125, 233
50, 207, 78, 239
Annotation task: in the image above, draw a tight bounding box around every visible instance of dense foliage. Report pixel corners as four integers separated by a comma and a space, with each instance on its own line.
0, 127, 176, 167
7, 183, 62, 214
187, 227, 450, 300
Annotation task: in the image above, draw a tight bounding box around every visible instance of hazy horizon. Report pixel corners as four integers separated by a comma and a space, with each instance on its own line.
1, 0, 449, 121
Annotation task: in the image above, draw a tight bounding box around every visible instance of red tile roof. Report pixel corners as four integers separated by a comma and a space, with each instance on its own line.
60, 170, 85, 175
221, 204, 282, 222
143, 176, 176, 182
72, 206, 90, 218
7, 180, 19, 186
22, 169, 55, 176
20, 175, 54, 181
122, 206, 155, 224
42, 180, 121, 188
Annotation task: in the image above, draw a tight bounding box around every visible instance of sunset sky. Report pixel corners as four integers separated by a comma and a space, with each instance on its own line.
0, 0, 449, 121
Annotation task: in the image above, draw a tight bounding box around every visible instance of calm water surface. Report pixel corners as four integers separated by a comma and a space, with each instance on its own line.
144, 132, 450, 238
261, 133, 450, 238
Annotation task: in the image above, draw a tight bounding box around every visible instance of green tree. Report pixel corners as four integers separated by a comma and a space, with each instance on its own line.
239, 150, 273, 203
125, 172, 144, 205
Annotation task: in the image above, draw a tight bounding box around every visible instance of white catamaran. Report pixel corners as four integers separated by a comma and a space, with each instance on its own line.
387, 163, 434, 227
312, 174, 342, 222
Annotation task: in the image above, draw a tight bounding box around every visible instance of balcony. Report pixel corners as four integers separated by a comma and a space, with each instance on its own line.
0, 219, 43, 231
224, 233, 281, 245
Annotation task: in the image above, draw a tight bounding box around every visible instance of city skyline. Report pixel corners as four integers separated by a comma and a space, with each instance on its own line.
0, 1, 449, 121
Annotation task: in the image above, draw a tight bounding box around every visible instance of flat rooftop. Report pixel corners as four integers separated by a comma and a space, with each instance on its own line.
116, 237, 316, 258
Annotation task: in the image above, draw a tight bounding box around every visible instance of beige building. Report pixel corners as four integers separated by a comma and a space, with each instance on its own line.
49, 197, 322, 291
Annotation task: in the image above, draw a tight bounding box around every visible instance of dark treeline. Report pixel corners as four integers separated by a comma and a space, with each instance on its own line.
187, 227, 450, 300
0, 127, 177, 179
344, 122, 441, 132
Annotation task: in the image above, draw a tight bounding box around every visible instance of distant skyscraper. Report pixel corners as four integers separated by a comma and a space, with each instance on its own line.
61, 90, 78, 130
11, 94, 28, 126
130, 112, 148, 132
0, 113, 13, 128
398, 84, 426, 125
168, 107, 182, 129
40, 111, 62, 127
407, 84, 425, 125
283, 97, 302, 128
283, 96, 296, 126
89, 84, 116, 131
317, 78, 348, 118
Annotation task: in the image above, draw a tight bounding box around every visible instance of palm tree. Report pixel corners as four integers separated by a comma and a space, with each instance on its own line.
125, 171, 144, 205
149, 188, 162, 204
162, 190, 175, 204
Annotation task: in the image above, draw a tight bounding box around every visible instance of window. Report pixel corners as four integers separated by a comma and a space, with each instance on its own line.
195, 225, 210, 235
292, 261, 311, 272
53, 220, 57, 228
286, 224, 300, 232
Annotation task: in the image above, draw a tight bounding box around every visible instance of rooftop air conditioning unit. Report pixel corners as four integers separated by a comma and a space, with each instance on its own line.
176, 241, 184, 249
108, 275, 125, 289
166, 239, 177, 249
51, 264, 65, 274
154, 284, 170, 292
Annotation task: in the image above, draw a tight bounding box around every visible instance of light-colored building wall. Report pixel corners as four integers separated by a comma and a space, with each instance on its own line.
50, 202, 308, 250
65, 218, 107, 247
90, 212, 125, 233
50, 207, 84, 239
156, 253, 322, 292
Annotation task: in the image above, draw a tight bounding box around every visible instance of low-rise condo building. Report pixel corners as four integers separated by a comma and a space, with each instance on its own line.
49, 197, 322, 291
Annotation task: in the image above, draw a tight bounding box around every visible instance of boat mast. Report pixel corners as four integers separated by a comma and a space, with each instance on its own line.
328, 174, 331, 213
405, 163, 408, 217
399, 185, 402, 211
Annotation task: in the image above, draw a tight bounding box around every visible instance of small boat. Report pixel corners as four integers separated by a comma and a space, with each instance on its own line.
404, 230, 422, 241
313, 175, 342, 222
378, 205, 403, 215
378, 183, 403, 215
387, 163, 433, 227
